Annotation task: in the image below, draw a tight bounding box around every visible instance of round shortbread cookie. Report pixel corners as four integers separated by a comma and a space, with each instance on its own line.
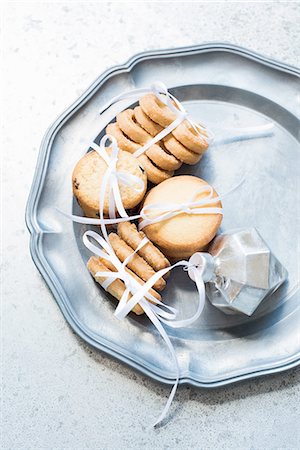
140, 176, 222, 260
117, 109, 151, 145
106, 122, 139, 154
134, 106, 163, 137
138, 154, 174, 185
72, 149, 147, 218
117, 222, 170, 273
117, 109, 181, 171
163, 135, 202, 165
146, 144, 182, 171
139, 93, 177, 127
172, 120, 209, 154
106, 122, 174, 184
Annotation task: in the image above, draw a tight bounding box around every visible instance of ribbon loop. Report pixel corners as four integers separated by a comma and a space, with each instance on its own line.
181, 203, 193, 214
139, 184, 223, 230
90, 134, 145, 239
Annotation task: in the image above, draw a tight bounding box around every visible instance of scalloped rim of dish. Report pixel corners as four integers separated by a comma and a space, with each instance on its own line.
26, 43, 300, 387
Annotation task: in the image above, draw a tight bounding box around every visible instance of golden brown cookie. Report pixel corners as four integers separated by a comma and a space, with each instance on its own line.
117, 109, 182, 171
139, 94, 209, 156
108, 233, 166, 291
87, 256, 144, 315
146, 144, 182, 171
138, 154, 174, 185
172, 121, 209, 154
106, 122, 139, 154
72, 149, 147, 218
117, 109, 151, 145
134, 106, 163, 137
140, 175, 222, 260
106, 122, 174, 185
139, 93, 177, 127
163, 135, 202, 165
117, 222, 170, 273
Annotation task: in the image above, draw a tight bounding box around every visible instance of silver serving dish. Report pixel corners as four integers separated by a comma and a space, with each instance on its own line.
26, 44, 300, 387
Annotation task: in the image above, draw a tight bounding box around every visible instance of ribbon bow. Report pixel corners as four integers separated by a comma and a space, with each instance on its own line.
139, 184, 223, 230
83, 230, 159, 308
90, 135, 144, 240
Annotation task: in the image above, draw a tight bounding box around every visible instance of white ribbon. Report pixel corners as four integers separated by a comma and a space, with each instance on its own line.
55, 131, 216, 425
90, 134, 144, 240
99, 81, 213, 158
139, 184, 223, 230
83, 228, 206, 427
99, 80, 274, 156
59, 180, 233, 229
211, 122, 274, 146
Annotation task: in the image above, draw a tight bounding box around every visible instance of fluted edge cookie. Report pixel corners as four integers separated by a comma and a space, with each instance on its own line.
172, 120, 209, 154
139, 93, 177, 127
117, 222, 170, 273
108, 233, 166, 291
134, 106, 163, 137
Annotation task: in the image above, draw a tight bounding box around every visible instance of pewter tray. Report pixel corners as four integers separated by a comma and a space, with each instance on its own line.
26, 44, 300, 387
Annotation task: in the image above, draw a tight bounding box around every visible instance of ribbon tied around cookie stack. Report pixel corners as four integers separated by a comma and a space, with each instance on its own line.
83, 227, 208, 427
100, 80, 274, 154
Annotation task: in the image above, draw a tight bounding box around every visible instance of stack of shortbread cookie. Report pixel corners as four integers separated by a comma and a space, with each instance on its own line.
87, 222, 170, 314
106, 93, 209, 184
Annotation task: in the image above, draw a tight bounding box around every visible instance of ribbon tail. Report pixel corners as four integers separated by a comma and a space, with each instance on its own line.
56, 209, 141, 226
112, 179, 128, 219
152, 381, 178, 428
141, 300, 179, 428
99, 169, 111, 242
212, 122, 274, 146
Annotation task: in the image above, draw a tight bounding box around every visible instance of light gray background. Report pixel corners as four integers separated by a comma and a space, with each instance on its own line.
2, 2, 300, 449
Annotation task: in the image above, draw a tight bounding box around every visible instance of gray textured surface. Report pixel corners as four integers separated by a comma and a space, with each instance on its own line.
2, 2, 300, 450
